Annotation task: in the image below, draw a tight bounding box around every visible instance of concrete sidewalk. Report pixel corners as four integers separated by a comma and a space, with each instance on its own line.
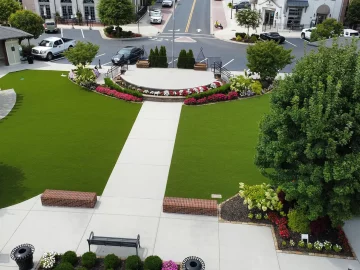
212, 0, 302, 41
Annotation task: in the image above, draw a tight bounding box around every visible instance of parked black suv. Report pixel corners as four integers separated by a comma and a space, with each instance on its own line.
111, 46, 144, 66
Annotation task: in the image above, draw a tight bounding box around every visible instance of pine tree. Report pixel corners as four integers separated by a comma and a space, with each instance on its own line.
186, 49, 195, 69
159, 46, 168, 68
177, 49, 186, 68
153, 46, 159, 67
149, 48, 154, 67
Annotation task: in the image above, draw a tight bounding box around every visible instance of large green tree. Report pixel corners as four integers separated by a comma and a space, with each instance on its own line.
98, 0, 135, 35
235, 9, 261, 36
9, 10, 43, 39
310, 18, 343, 42
0, 0, 21, 23
346, 0, 360, 27
255, 40, 360, 226
246, 40, 294, 82
63, 41, 99, 66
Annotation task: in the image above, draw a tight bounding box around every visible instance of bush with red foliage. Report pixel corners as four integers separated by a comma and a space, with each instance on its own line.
184, 97, 197, 105
95, 86, 142, 102
268, 211, 290, 239
337, 227, 351, 253
310, 216, 331, 236
267, 212, 280, 224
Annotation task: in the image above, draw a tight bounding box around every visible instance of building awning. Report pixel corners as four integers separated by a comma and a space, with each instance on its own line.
0, 26, 33, 41
317, 4, 330, 15
287, 0, 309, 7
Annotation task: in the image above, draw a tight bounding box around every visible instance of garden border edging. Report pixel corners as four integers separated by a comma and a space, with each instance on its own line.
218, 194, 358, 260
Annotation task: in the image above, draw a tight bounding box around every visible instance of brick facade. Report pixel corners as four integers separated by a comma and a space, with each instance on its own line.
163, 197, 218, 216
41, 189, 97, 208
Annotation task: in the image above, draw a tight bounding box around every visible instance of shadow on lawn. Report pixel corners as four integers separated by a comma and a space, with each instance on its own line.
0, 162, 29, 208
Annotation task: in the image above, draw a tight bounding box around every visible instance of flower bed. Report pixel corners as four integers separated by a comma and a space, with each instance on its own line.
231, 33, 260, 43
38, 251, 180, 270
220, 183, 355, 258
116, 75, 223, 96
96, 86, 143, 102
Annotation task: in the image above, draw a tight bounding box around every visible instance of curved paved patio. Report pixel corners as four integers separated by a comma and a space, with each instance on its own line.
0, 89, 16, 120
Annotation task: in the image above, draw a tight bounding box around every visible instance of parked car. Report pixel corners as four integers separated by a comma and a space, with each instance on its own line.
150, 13, 163, 24
149, 8, 161, 16
162, 0, 173, 7
343, 29, 359, 37
301, 27, 315, 40
260, 32, 285, 43
31, 37, 75, 60
43, 19, 59, 33
111, 46, 144, 66
232, 1, 250, 9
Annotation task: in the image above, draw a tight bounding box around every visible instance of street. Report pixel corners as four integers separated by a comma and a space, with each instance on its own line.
28, 0, 316, 72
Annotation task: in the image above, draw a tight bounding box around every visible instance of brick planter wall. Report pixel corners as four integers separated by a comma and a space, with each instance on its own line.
41, 189, 97, 208
163, 197, 218, 216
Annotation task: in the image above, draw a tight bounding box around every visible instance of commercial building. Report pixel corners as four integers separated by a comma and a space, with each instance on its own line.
21, 0, 146, 22
252, 0, 349, 30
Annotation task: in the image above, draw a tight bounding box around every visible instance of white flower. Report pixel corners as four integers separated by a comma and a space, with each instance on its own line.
179, 90, 183, 95
143, 90, 149, 94
164, 90, 170, 96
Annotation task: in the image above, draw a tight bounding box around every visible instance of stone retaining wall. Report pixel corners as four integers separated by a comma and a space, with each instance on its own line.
163, 197, 218, 216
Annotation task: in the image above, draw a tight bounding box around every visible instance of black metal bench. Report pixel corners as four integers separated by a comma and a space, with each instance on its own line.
87, 231, 141, 255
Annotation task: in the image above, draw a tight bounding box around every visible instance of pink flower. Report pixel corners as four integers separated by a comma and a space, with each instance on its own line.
184, 97, 197, 105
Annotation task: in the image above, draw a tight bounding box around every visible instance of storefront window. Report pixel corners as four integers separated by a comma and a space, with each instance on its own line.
287, 7, 302, 27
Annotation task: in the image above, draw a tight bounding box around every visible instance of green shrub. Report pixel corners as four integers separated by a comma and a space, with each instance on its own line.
153, 46, 159, 68
149, 48, 154, 67
74, 65, 96, 88
281, 240, 287, 247
158, 46, 168, 68
144, 255, 162, 270
298, 240, 305, 248
248, 212, 254, 219
236, 35, 242, 42
76, 267, 87, 270
104, 254, 120, 269
188, 83, 231, 99
250, 81, 262, 95
105, 26, 114, 35
81, 252, 96, 269
125, 255, 141, 270
249, 35, 258, 43
255, 213, 262, 219
54, 262, 74, 270
235, 32, 246, 38
287, 209, 310, 233
62, 251, 78, 266
104, 78, 143, 98
239, 182, 283, 212
307, 243, 313, 250
177, 49, 187, 68
186, 49, 195, 69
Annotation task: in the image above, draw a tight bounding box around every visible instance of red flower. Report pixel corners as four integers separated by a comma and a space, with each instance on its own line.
227, 91, 238, 100
279, 228, 290, 239
184, 97, 197, 105
275, 217, 288, 226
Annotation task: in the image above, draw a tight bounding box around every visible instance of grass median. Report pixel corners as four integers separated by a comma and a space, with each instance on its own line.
166, 95, 270, 201
0, 70, 141, 208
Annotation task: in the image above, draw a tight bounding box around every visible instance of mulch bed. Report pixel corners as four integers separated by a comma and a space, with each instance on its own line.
220, 195, 354, 258
230, 38, 256, 43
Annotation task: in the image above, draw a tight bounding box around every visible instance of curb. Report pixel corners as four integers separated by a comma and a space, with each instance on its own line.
98, 29, 154, 41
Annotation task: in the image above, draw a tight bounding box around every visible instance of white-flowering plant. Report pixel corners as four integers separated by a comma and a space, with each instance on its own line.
314, 241, 323, 251
40, 251, 58, 269
324, 240, 332, 251
333, 244, 342, 252
239, 182, 283, 212
289, 239, 295, 247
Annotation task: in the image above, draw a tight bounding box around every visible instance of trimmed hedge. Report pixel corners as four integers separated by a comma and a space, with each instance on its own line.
104, 78, 143, 98
144, 255, 162, 270
81, 252, 96, 269
62, 251, 77, 266
188, 83, 231, 99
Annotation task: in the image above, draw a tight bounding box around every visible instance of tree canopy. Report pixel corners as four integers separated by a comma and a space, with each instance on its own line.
235, 9, 261, 36
246, 40, 294, 81
9, 10, 43, 39
63, 41, 99, 66
345, 0, 360, 27
0, 0, 21, 23
255, 40, 360, 226
310, 18, 343, 42
98, 0, 135, 28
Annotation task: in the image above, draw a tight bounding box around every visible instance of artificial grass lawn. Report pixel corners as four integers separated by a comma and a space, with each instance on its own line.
0, 70, 141, 208
166, 95, 270, 201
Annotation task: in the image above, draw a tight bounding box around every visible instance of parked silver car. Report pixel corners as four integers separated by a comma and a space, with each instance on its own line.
162, 0, 173, 7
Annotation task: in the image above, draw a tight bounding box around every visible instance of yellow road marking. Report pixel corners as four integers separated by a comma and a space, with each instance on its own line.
185, 0, 197, 32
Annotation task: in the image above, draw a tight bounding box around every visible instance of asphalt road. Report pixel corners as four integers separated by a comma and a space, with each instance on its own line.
29, 27, 315, 72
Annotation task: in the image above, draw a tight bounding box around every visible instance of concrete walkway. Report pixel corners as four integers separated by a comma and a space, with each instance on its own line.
0, 89, 16, 120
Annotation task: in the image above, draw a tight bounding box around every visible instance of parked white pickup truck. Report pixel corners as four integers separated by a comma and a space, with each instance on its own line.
31, 37, 76, 61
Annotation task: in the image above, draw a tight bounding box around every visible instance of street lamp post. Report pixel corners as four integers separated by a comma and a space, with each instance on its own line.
171, 0, 175, 67
230, 0, 233, 19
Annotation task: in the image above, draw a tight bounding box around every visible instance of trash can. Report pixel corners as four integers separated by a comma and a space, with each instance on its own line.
27, 56, 34, 64
182, 256, 205, 270
10, 244, 35, 270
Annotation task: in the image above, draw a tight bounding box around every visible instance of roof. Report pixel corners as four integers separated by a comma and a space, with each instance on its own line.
0, 26, 33, 41
287, 0, 309, 7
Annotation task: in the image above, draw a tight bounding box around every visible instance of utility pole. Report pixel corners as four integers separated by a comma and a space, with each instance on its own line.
171, 0, 175, 67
